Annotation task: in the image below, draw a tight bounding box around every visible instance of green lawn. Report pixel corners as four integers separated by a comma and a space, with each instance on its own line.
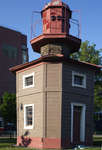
0, 138, 33, 150
0, 136, 101, 150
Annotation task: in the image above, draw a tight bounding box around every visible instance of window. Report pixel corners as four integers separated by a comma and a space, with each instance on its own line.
51, 16, 56, 21
22, 50, 27, 64
57, 16, 63, 21
2, 44, 17, 59
24, 104, 34, 129
22, 45, 28, 64
72, 71, 86, 88
23, 73, 34, 89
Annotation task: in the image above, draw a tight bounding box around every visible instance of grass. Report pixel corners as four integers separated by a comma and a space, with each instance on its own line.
93, 135, 102, 147
0, 136, 101, 150
0, 138, 31, 150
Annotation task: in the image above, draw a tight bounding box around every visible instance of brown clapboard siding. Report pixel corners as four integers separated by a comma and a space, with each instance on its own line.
45, 63, 62, 138
61, 93, 94, 140
17, 64, 44, 97
16, 62, 62, 138
62, 63, 94, 96
16, 64, 45, 138
61, 63, 94, 145
46, 91, 62, 138
16, 59, 95, 146
17, 93, 43, 137
46, 63, 62, 91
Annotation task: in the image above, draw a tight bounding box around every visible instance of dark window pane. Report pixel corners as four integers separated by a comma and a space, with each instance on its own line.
26, 106, 32, 126
25, 76, 33, 86
2, 44, 17, 59
74, 75, 83, 85
51, 16, 56, 21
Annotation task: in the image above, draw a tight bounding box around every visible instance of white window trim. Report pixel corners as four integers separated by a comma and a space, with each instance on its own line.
23, 72, 35, 89
72, 71, 86, 88
24, 104, 34, 129
71, 103, 86, 143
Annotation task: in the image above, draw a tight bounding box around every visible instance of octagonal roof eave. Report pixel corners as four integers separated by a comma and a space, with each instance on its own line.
30, 33, 81, 54
10, 55, 102, 74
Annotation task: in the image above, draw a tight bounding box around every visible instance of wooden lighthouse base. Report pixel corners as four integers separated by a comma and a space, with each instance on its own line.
17, 135, 93, 149
17, 136, 62, 149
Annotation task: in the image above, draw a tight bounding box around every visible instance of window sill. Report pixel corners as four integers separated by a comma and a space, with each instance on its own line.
72, 84, 86, 89
24, 125, 33, 130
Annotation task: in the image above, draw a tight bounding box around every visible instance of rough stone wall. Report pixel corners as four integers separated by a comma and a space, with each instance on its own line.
40, 43, 71, 57
41, 44, 61, 56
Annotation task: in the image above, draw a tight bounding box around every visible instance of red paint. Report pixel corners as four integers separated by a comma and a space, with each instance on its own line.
17, 137, 43, 149
43, 138, 61, 149
42, 1, 71, 35
17, 136, 61, 149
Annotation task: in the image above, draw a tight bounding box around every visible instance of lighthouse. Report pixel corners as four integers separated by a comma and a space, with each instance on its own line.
10, 0, 101, 149
30, 0, 81, 57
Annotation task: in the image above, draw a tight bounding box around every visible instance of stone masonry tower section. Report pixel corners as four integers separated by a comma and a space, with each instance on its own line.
30, 0, 81, 57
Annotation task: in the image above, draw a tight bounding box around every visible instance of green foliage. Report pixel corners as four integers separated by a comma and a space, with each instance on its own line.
71, 40, 102, 65
71, 40, 102, 112
0, 92, 16, 125
94, 83, 102, 111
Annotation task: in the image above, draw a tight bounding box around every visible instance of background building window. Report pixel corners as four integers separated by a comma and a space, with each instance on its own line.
23, 73, 34, 89
22, 45, 28, 64
2, 44, 17, 59
72, 71, 86, 88
24, 104, 34, 129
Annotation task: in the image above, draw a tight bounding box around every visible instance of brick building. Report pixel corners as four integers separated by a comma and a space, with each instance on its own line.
0, 26, 28, 97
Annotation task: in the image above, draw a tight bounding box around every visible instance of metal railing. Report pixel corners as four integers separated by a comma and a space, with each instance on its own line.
31, 10, 81, 39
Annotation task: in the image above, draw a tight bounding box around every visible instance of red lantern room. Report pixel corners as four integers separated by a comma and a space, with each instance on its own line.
30, 0, 81, 57
42, 0, 71, 34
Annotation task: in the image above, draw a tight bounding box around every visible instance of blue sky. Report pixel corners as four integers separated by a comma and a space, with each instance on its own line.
0, 0, 102, 61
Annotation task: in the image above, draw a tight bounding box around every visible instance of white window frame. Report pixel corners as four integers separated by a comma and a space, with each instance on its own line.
23, 72, 34, 89
24, 104, 34, 129
72, 71, 86, 88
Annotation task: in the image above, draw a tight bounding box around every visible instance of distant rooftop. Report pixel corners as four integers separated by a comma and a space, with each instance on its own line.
0, 26, 26, 36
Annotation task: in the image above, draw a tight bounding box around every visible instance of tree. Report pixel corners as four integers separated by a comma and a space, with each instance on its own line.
0, 92, 16, 125
71, 40, 102, 112
94, 82, 102, 111
71, 40, 102, 65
